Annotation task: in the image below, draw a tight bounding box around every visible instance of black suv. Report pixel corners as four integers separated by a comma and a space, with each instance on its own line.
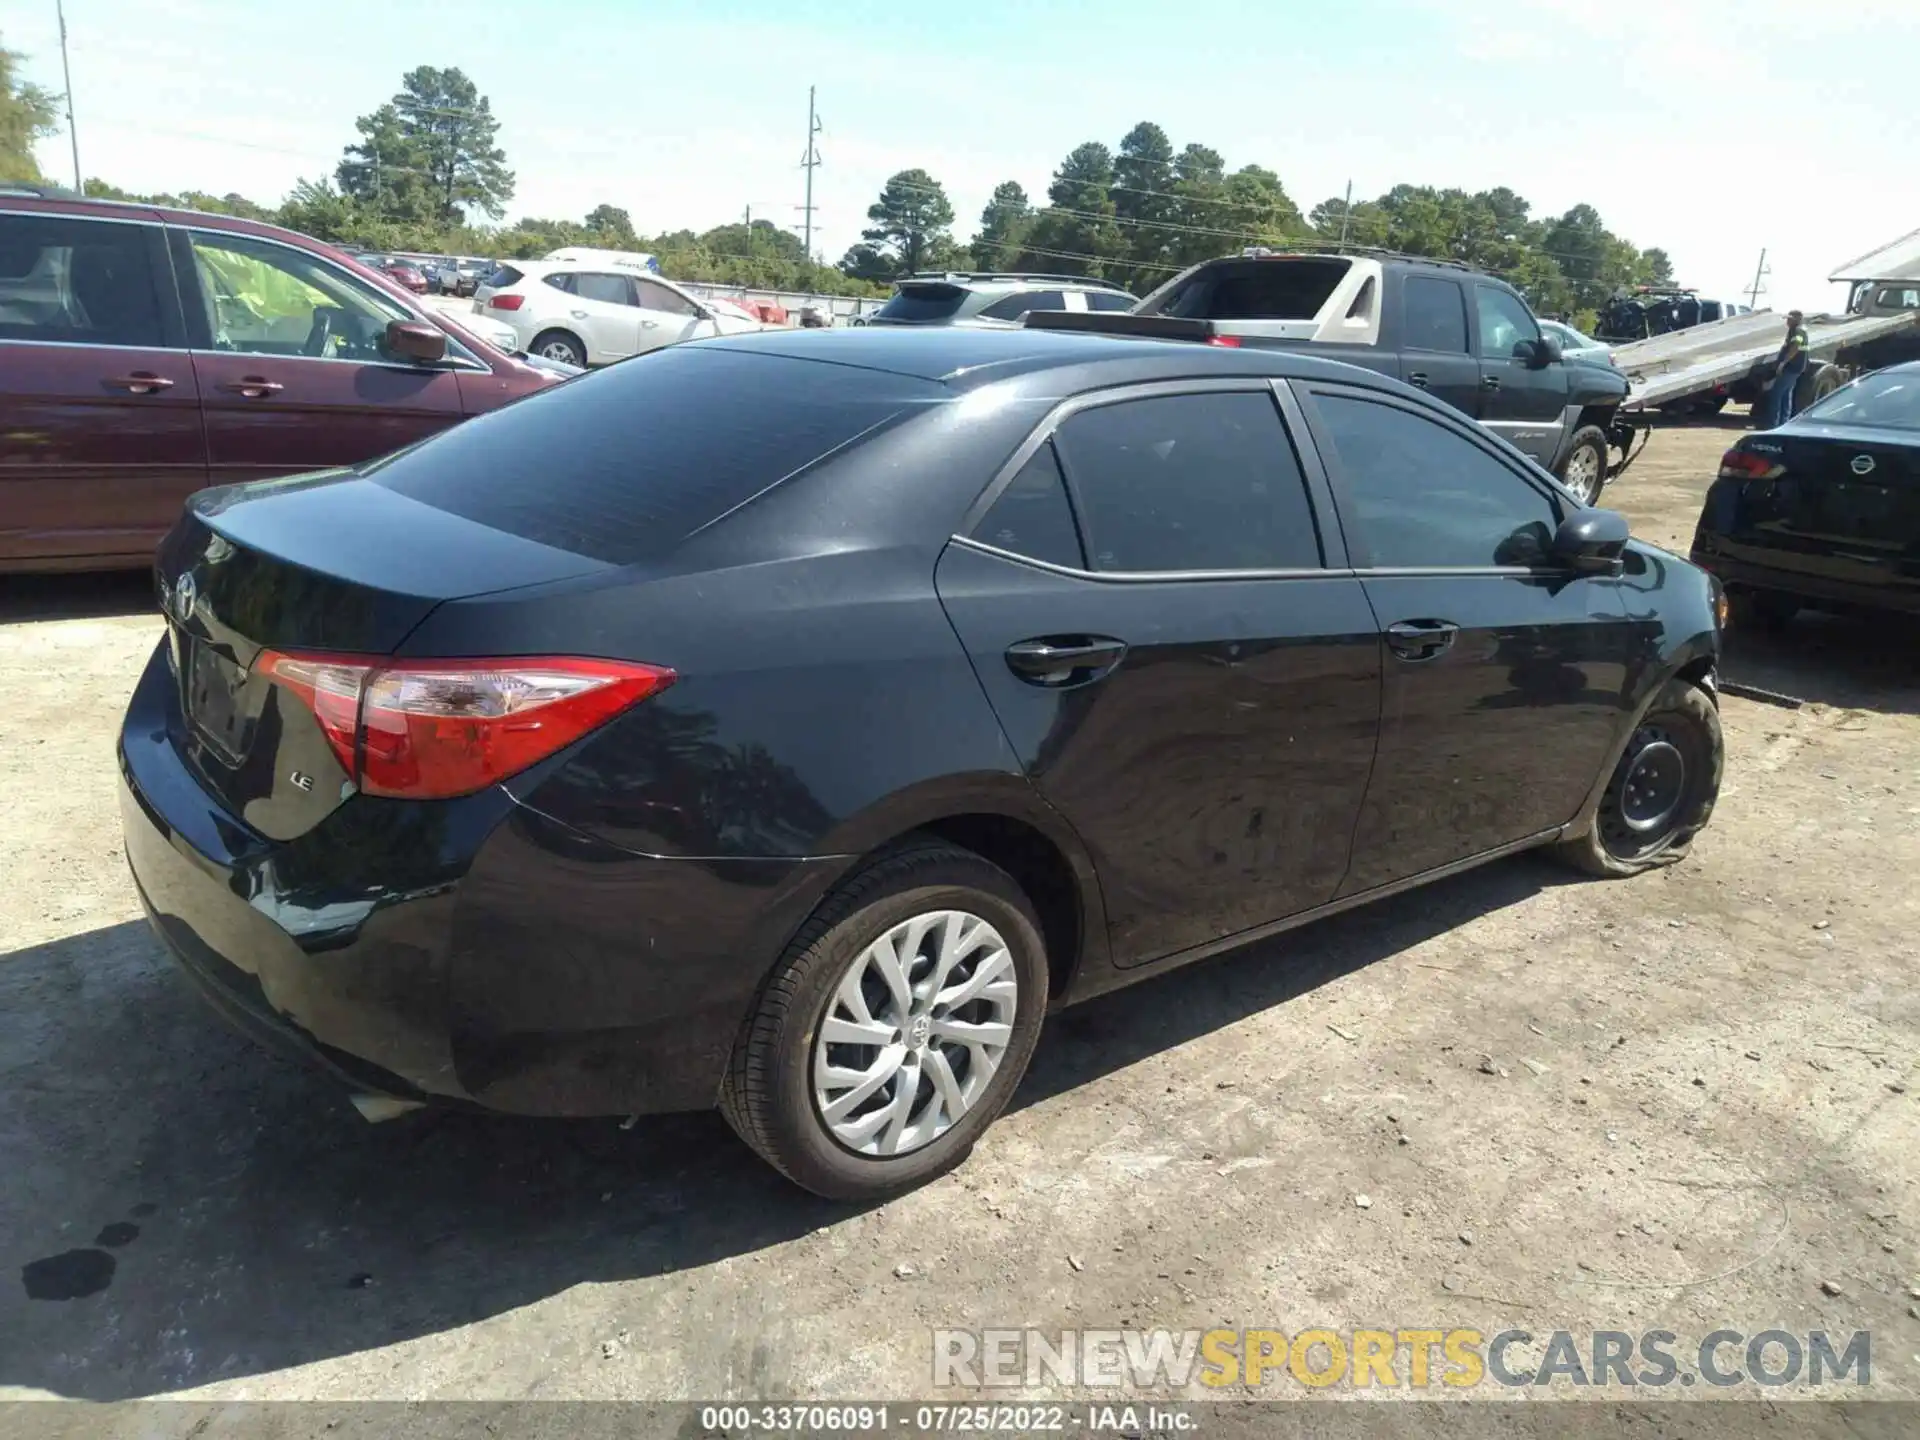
121, 326, 1722, 1200
864, 271, 1137, 328
1131, 250, 1633, 505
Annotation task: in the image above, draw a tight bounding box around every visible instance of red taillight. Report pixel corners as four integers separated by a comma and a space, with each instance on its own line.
488, 293, 525, 310
257, 652, 674, 800
1207, 335, 1242, 347
1718, 448, 1781, 480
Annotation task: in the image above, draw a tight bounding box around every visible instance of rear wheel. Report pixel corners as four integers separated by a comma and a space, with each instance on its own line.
530, 330, 587, 367
1552, 679, 1722, 878
1793, 361, 1843, 413
720, 841, 1049, 1200
1557, 425, 1610, 506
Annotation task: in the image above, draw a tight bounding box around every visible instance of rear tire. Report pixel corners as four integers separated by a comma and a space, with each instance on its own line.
720, 841, 1049, 1200
1556, 425, 1610, 506
1552, 679, 1722, 878
530, 330, 587, 368
1793, 361, 1843, 413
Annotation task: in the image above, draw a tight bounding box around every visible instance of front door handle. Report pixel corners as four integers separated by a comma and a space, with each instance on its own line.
1005, 636, 1127, 688
641, 319, 660, 329
1407, 371, 1430, 389
1481, 375, 1502, 392
1385, 619, 1459, 662
220, 377, 283, 398
105, 372, 174, 394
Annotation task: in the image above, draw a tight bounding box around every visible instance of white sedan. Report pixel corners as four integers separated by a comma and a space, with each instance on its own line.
473, 260, 762, 367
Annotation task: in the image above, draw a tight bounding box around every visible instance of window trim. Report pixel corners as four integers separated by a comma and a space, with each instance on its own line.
172, 223, 492, 373
1294, 381, 1572, 576
954, 377, 1351, 580
0, 208, 186, 351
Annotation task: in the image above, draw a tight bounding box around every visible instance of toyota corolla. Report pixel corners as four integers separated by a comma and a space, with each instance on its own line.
120, 325, 1725, 1199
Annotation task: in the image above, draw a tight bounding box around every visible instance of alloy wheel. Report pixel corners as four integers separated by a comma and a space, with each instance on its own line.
812, 909, 1017, 1157
1563, 444, 1604, 506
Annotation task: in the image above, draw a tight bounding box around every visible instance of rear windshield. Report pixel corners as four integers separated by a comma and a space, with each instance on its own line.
1158, 257, 1352, 321
876, 283, 969, 323
482, 263, 523, 288
368, 345, 944, 563
1801, 368, 1920, 431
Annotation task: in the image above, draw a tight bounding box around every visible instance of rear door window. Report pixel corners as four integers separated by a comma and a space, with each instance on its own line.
1086, 291, 1136, 312
0, 213, 166, 347
971, 442, 1085, 568
1402, 276, 1469, 354
369, 346, 942, 564
1053, 390, 1323, 572
572, 272, 632, 306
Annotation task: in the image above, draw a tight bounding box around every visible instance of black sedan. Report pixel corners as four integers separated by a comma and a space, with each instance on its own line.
121, 326, 1725, 1200
1692, 359, 1920, 625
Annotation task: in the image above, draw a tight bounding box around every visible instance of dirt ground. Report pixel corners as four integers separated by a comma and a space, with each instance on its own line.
2, 421, 1918, 1413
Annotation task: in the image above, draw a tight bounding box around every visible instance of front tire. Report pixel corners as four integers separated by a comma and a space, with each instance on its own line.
720, 841, 1049, 1200
1553, 678, 1722, 878
530, 329, 588, 368
1557, 425, 1610, 506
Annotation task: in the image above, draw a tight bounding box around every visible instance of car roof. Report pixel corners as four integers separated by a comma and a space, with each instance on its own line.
700, 325, 1415, 393
0, 191, 328, 248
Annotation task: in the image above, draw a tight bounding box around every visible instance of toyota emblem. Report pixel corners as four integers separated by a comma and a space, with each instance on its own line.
1851, 454, 1876, 476
172, 572, 197, 623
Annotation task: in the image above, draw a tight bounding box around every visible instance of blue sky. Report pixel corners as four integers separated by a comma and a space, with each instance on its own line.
13, 0, 1918, 310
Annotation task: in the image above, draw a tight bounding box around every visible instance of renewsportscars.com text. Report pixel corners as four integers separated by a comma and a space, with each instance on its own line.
932, 1327, 1871, 1391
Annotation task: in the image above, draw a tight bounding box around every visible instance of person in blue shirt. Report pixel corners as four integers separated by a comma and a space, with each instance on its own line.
1763, 310, 1810, 428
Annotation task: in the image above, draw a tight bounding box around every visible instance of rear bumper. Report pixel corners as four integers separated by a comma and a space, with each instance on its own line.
119, 647, 845, 1118
1691, 536, 1920, 616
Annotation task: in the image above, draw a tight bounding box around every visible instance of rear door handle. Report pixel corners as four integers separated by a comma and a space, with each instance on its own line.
1406, 371, 1430, 389
1005, 636, 1127, 688
105, 372, 174, 394
220, 377, 283, 398
1385, 619, 1459, 661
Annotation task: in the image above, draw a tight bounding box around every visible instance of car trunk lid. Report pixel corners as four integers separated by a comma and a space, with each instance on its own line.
155, 471, 612, 839
1735, 425, 1918, 555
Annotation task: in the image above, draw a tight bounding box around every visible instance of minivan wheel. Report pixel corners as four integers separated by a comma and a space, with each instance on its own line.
720, 841, 1048, 1200
530, 330, 587, 367
1557, 426, 1610, 506
1552, 678, 1723, 878
1728, 588, 1801, 633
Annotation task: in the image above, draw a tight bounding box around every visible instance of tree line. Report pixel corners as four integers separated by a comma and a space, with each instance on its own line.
5, 39, 1674, 321
845, 121, 1674, 326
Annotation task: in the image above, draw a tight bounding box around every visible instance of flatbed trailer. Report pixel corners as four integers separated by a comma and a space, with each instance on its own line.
1611, 306, 1920, 412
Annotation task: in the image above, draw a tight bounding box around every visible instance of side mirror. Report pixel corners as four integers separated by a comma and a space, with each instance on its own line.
385, 319, 448, 364
1517, 335, 1562, 368
1552, 508, 1629, 573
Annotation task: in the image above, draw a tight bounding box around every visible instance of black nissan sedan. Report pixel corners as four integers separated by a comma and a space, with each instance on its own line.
1692, 359, 1920, 625
121, 325, 1725, 1199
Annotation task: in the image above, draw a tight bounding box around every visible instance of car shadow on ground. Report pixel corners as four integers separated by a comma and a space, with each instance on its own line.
1720, 607, 1920, 716
0, 572, 156, 626
0, 857, 1564, 1399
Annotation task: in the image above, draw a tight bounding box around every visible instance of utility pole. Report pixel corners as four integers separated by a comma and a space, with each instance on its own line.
56, 0, 82, 192
1746, 247, 1771, 311
1336, 178, 1353, 252
798, 86, 823, 264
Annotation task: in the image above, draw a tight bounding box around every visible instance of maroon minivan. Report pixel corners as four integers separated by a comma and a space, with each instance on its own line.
0, 188, 558, 572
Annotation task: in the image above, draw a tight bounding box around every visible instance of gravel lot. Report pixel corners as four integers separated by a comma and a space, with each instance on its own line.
2, 421, 1917, 1410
